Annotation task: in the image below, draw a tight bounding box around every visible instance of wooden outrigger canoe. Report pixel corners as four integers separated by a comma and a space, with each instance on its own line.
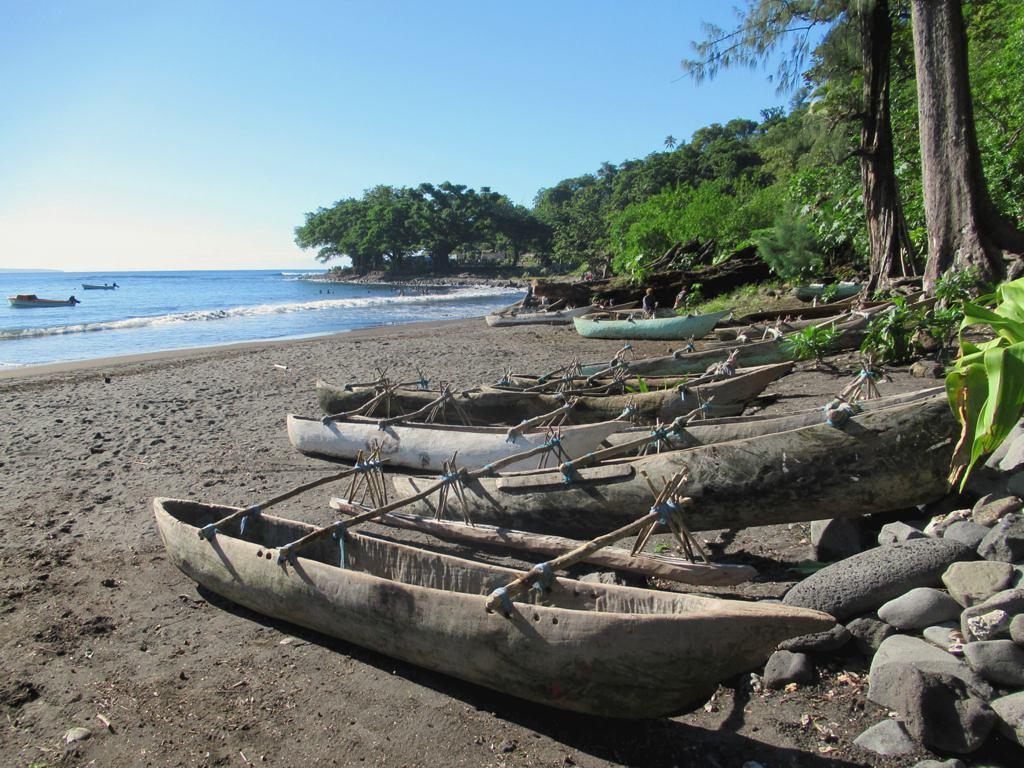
573, 309, 731, 340
286, 414, 625, 472
713, 311, 853, 341
155, 497, 833, 717
317, 362, 794, 425
794, 282, 862, 302
603, 386, 944, 450
577, 310, 877, 378
388, 394, 958, 538
485, 301, 636, 328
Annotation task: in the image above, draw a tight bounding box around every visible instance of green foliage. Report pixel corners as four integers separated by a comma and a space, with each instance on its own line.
755, 208, 824, 279
947, 278, 1024, 488
783, 323, 843, 364
653, 541, 673, 554
860, 297, 923, 365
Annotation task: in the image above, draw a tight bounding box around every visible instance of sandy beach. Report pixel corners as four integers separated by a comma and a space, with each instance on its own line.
0, 317, 954, 767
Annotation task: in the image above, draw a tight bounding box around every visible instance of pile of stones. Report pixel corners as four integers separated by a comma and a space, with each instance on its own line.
763, 423, 1024, 760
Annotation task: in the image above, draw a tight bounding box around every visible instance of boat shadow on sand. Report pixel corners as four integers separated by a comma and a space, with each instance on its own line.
197, 585, 863, 767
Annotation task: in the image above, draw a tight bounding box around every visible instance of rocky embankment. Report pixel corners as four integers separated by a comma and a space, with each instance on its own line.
761, 422, 1024, 762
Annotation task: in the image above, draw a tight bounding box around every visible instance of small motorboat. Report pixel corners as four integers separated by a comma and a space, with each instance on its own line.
82, 282, 119, 290
8, 294, 81, 308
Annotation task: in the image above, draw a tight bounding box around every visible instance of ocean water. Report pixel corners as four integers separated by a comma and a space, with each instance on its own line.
0, 270, 522, 367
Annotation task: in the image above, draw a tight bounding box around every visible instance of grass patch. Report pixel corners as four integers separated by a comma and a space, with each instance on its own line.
682, 281, 789, 317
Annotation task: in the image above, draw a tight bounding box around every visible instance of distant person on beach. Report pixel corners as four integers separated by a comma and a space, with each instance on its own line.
642, 288, 657, 318
673, 286, 688, 311
522, 283, 539, 308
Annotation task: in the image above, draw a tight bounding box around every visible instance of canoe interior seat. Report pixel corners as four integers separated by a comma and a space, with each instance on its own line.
166, 499, 707, 617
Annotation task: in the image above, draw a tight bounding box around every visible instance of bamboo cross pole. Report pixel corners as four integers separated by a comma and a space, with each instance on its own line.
504, 401, 578, 442
198, 454, 387, 540
373, 387, 453, 428
322, 384, 399, 422
482, 501, 691, 615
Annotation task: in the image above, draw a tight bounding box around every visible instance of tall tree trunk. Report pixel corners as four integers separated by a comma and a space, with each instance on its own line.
861, 0, 917, 293
911, 0, 1024, 290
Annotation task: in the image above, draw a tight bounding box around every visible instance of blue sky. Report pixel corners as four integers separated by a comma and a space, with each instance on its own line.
1, 1, 802, 271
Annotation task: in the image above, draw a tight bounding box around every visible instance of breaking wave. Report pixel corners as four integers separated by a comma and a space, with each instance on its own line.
0, 285, 520, 341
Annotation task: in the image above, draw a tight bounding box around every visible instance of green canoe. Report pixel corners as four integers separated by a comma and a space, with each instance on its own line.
573, 309, 731, 340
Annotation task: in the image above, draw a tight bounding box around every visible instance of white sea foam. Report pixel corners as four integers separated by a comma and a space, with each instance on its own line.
0, 285, 520, 341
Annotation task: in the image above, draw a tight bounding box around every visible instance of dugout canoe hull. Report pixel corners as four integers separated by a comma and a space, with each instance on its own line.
573, 309, 731, 340
316, 362, 793, 425
578, 311, 873, 377
286, 414, 624, 471
155, 498, 833, 718
389, 395, 957, 538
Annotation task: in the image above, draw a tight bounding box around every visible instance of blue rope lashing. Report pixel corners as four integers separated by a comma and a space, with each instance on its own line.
622, 343, 632, 351
354, 459, 383, 473
618, 403, 637, 419
544, 436, 562, 450
697, 401, 713, 413
199, 523, 218, 541
561, 470, 576, 484
343, 383, 353, 392
823, 400, 856, 428
650, 500, 678, 526
685, 341, 696, 352
277, 546, 292, 565
440, 471, 461, 485
332, 526, 347, 569
239, 506, 260, 537
859, 369, 875, 380
650, 425, 672, 441
418, 376, 429, 390
489, 586, 514, 615
529, 562, 555, 592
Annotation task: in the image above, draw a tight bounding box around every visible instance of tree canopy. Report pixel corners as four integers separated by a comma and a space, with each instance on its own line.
296, 0, 1024, 288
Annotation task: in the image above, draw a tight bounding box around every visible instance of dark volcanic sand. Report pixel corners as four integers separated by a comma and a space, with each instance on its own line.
0, 318, 996, 767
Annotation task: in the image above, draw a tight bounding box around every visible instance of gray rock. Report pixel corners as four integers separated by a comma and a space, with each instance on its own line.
924, 509, 971, 538
961, 588, 1024, 641
852, 719, 916, 756
777, 623, 852, 654
809, 518, 864, 561
870, 635, 993, 698
942, 520, 990, 549
912, 760, 966, 768
879, 520, 926, 545
1012, 613, 1024, 645
909, 359, 943, 378
990, 690, 1024, 747
63, 727, 91, 744
783, 539, 972, 620
922, 623, 964, 653
965, 610, 1013, 641
977, 513, 1024, 562
877, 587, 962, 630
942, 560, 1015, 607
762, 650, 815, 689
868, 652, 996, 753
988, 419, 1024, 471
962, 640, 1024, 687
847, 616, 895, 655
972, 494, 1023, 527
1008, 472, 1024, 498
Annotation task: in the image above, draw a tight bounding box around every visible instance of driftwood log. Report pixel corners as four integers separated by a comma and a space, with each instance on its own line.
532, 246, 770, 308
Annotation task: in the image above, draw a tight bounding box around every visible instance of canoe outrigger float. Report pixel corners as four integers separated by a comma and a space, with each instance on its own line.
154, 495, 833, 717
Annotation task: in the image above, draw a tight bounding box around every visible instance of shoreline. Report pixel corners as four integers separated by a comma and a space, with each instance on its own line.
0, 315, 483, 382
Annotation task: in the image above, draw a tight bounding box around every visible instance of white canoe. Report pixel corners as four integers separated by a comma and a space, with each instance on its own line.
287, 414, 625, 471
